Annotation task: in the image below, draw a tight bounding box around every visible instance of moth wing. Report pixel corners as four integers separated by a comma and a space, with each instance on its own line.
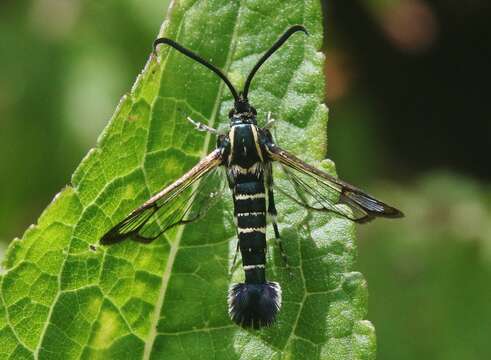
265, 144, 403, 223
101, 148, 225, 244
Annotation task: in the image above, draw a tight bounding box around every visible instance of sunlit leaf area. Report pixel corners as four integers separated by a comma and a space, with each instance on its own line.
0, 1, 489, 359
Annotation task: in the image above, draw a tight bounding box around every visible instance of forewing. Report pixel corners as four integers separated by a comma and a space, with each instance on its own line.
101, 149, 225, 244
266, 144, 403, 223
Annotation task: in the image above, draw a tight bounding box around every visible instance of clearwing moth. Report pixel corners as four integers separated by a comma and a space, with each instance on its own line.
100, 25, 403, 329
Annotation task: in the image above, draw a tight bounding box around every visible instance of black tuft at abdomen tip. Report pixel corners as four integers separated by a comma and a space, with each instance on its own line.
228, 282, 282, 329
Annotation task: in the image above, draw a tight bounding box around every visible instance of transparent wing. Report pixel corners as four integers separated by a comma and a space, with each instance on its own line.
266, 144, 403, 223
101, 149, 225, 244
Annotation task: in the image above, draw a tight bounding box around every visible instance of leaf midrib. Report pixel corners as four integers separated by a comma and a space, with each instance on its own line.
142, 3, 242, 357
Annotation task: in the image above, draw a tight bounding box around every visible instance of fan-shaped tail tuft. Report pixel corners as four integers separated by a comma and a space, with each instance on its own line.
228, 282, 282, 329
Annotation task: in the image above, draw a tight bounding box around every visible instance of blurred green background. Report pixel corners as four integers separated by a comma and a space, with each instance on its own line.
0, 1, 489, 359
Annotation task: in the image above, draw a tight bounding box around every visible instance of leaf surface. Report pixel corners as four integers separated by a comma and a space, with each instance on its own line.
0, 1, 375, 359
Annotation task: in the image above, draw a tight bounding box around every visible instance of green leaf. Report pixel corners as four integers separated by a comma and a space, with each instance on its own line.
0, 1, 375, 359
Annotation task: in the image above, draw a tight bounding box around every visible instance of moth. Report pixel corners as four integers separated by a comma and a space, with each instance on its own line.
100, 25, 403, 329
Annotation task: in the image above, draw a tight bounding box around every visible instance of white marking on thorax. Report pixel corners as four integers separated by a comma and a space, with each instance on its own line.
229, 162, 263, 177
250, 125, 264, 162
228, 127, 235, 165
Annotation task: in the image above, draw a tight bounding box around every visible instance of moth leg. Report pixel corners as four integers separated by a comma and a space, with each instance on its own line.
268, 189, 289, 269
129, 215, 201, 244
229, 239, 241, 275
186, 116, 218, 133
278, 187, 347, 214
264, 111, 276, 129
170, 204, 209, 228
278, 190, 323, 212
131, 233, 161, 244
141, 193, 219, 244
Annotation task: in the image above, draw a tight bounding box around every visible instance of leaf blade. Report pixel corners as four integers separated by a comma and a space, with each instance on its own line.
0, 1, 376, 359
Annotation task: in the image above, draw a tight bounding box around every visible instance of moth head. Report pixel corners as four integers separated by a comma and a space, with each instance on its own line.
228, 95, 257, 124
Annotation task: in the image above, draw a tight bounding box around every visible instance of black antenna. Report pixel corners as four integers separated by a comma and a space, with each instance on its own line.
153, 38, 240, 102
242, 25, 308, 99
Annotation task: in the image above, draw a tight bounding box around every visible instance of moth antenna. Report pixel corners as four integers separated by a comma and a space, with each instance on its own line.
242, 25, 308, 99
153, 38, 240, 102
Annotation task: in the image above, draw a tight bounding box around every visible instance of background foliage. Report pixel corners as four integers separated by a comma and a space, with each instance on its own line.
0, 0, 490, 359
